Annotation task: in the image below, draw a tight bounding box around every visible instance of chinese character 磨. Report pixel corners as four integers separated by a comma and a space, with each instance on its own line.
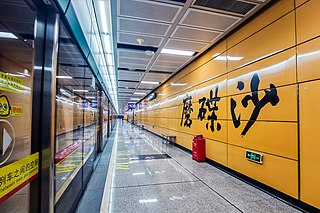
180, 95, 193, 128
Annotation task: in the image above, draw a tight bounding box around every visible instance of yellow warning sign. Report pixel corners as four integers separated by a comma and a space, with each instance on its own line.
0, 152, 39, 203
0, 71, 26, 93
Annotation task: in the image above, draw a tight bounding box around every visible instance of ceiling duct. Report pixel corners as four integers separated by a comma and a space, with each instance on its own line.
193, 0, 256, 15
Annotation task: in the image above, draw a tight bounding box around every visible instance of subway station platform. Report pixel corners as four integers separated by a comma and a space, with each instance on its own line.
76, 122, 301, 213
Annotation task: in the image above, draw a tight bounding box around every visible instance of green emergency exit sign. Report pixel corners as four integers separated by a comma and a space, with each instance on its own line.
246, 150, 263, 164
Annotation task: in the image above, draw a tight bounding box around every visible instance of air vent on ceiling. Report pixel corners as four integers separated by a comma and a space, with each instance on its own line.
193, 0, 256, 15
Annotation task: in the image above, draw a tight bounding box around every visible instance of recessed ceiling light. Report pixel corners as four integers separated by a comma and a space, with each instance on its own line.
57, 75, 72, 79
136, 38, 145, 45
0, 32, 18, 39
141, 81, 160, 85
134, 92, 146, 95
145, 50, 155, 56
161, 48, 195, 56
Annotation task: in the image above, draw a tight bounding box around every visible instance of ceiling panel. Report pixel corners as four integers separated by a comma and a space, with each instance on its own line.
172, 26, 222, 42
165, 38, 208, 52
119, 62, 148, 69
119, 70, 142, 81
118, 0, 181, 23
153, 60, 184, 68
119, 81, 139, 88
144, 72, 170, 82
151, 65, 177, 72
118, 57, 149, 65
119, 88, 135, 93
137, 84, 157, 90
180, 8, 241, 31
157, 54, 191, 63
118, 49, 153, 60
118, 32, 163, 47
118, 17, 171, 36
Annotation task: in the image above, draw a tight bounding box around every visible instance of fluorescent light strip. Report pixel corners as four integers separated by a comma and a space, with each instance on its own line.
134, 92, 146, 95
141, 81, 160, 85
0, 32, 18, 39
130, 98, 140, 101
161, 48, 195, 56
86, 96, 96, 99
57, 75, 72, 79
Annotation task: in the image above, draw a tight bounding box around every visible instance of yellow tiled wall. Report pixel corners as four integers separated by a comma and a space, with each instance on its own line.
133, 0, 320, 208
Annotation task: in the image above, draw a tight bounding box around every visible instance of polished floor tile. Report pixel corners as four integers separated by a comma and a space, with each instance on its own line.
105, 122, 301, 213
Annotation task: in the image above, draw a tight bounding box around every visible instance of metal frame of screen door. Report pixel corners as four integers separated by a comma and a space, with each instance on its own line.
27, 1, 60, 212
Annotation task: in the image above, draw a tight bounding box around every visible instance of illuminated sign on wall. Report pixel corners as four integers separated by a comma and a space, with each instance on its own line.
147, 93, 156, 101
246, 150, 263, 164
128, 103, 136, 110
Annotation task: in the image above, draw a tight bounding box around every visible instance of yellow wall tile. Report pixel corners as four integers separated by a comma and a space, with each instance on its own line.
195, 119, 227, 143
228, 120, 298, 160
295, 0, 309, 7
297, 37, 320, 82
205, 139, 227, 166
195, 75, 227, 99
227, 0, 295, 48
296, 0, 320, 44
228, 145, 298, 198
227, 85, 298, 122
195, 59, 227, 84
299, 81, 320, 208
194, 40, 227, 69
228, 12, 295, 71
227, 48, 296, 96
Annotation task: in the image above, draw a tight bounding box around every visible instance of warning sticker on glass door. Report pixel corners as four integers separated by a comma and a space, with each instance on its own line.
0, 95, 23, 118
0, 152, 39, 204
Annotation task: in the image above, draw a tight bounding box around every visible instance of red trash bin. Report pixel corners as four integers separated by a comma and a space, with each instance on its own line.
192, 134, 205, 162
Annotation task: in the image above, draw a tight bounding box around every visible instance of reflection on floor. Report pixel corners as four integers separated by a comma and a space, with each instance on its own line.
101, 122, 301, 213
55, 125, 96, 202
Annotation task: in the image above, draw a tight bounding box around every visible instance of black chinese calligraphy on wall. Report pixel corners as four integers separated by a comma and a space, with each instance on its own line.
230, 73, 280, 136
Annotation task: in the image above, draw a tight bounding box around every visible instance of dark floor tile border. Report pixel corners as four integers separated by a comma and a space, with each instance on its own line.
130, 154, 171, 161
